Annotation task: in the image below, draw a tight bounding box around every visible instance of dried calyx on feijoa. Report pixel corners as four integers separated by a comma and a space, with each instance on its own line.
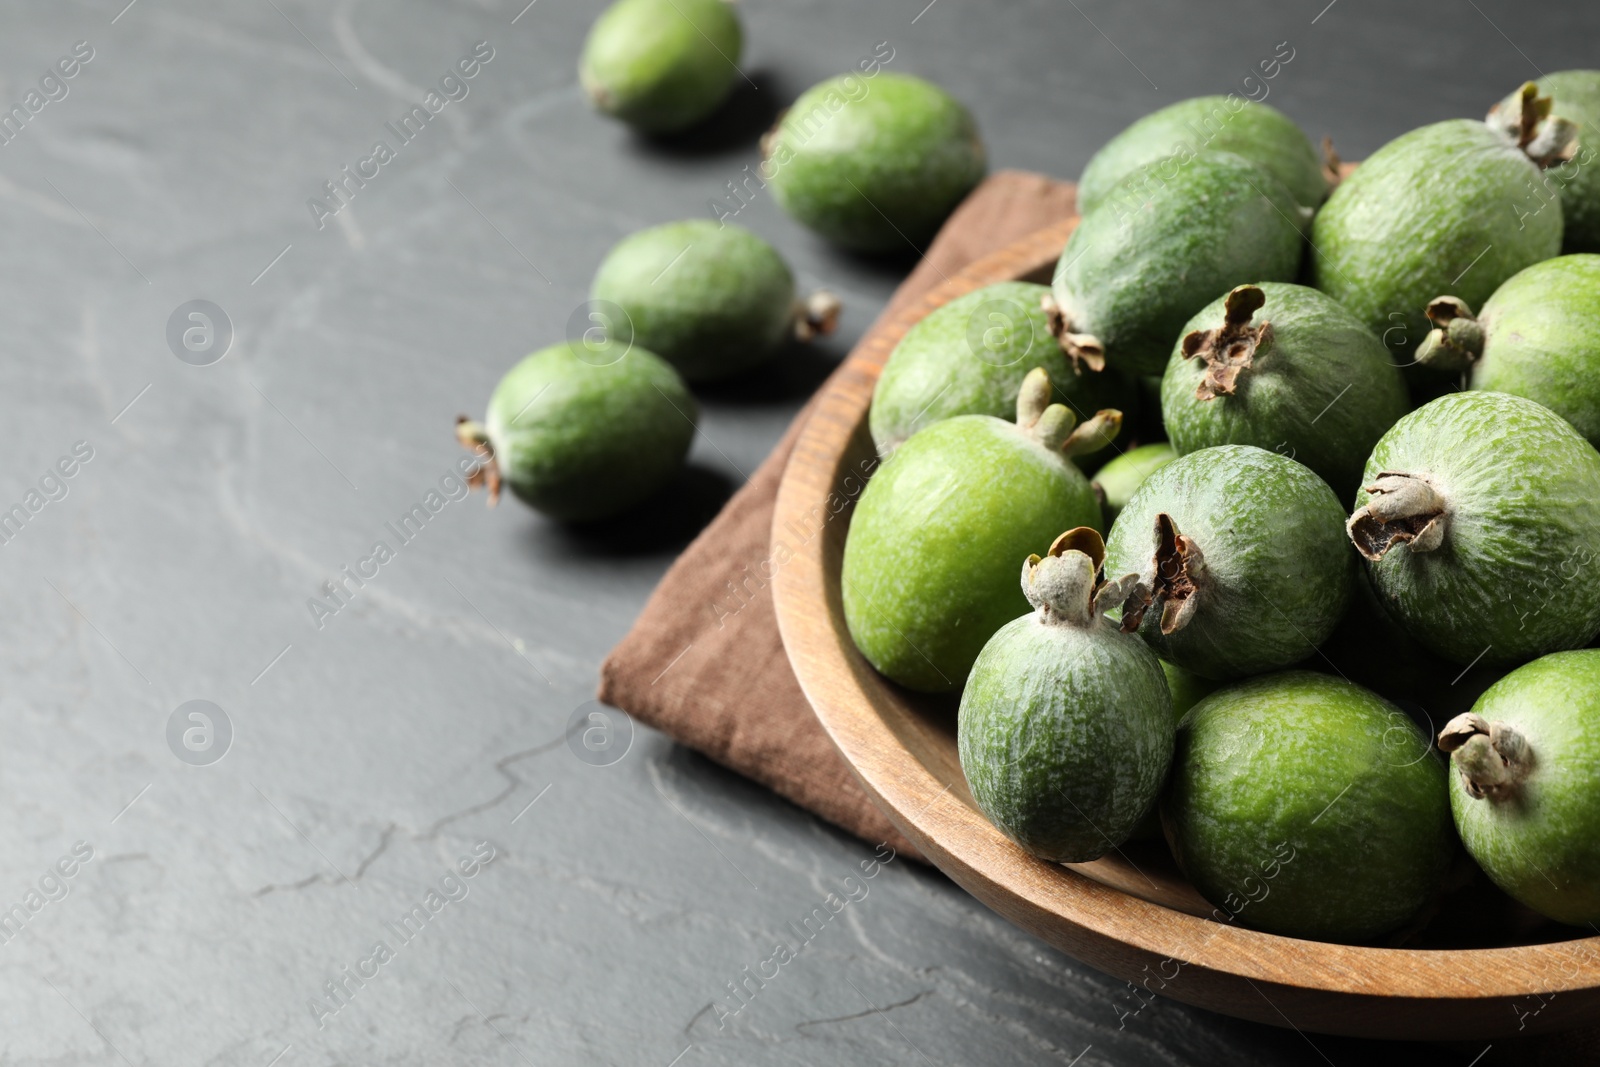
1523, 70, 1600, 252
842, 369, 1119, 693
1102, 444, 1353, 681
764, 72, 986, 255
1310, 83, 1575, 367
455, 340, 695, 522
1089, 441, 1177, 528
1162, 671, 1454, 942
1046, 151, 1306, 378
1077, 95, 1329, 216
579, 0, 742, 135
1439, 650, 1600, 926
869, 281, 1134, 455
958, 528, 1174, 863
1346, 390, 1600, 667
1161, 283, 1407, 498
1416, 254, 1600, 449
591, 220, 840, 383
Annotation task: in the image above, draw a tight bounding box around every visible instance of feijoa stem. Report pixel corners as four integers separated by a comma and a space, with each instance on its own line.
1119, 513, 1207, 636
1346, 473, 1450, 561
1023, 527, 1127, 627
1061, 410, 1123, 458
792, 290, 842, 343
1486, 82, 1580, 169
1321, 136, 1343, 193
1015, 367, 1123, 457
1180, 285, 1274, 400
455, 416, 503, 506
1040, 294, 1107, 373
1415, 297, 1485, 372
1438, 713, 1531, 800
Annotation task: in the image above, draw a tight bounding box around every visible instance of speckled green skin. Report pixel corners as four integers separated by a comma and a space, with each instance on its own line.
1357, 391, 1600, 666
1079, 96, 1328, 215
1161, 283, 1407, 498
1450, 650, 1600, 925
959, 612, 1173, 862
1103, 445, 1353, 680
1163, 671, 1454, 942
484, 341, 695, 522
1537, 71, 1600, 253
591, 220, 795, 382
1051, 152, 1305, 377
1464, 255, 1600, 447
766, 73, 986, 254
579, 0, 742, 134
1091, 441, 1177, 527
1309, 120, 1562, 361
870, 282, 1134, 453
841, 417, 1101, 693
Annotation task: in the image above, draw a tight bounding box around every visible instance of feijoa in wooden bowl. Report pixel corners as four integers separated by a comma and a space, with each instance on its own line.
769, 212, 1600, 1040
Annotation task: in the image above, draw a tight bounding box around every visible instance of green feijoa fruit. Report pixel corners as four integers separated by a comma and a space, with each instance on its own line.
456, 341, 695, 522
1047, 151, 1305, 378
1161, 659, 1220, 719
1439, 650, 1600, 926
1103, 444, 1353, 680
591, 220, 840, 383
579, 0, 742, 135
1530, 71, 1600, 252
764, 73, 986, 254
1078, 95, 1329, 216
1090, 441, 1177, 527
959, 528, 1174, 862
1347, 391, 1600, 667
1163, 671, 1454, 942
1162, 283, 1407, 498
1416, 255, 1600, 448
842, 370, 1118, 692
1310, 86, 1574, 362
870, 281, 1134, 453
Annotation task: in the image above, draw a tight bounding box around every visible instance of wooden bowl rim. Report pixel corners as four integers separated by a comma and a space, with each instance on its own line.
768, 215, 1600, 1026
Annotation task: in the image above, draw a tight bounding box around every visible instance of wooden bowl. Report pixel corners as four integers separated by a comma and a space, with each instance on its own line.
769, 216, 1600, 1040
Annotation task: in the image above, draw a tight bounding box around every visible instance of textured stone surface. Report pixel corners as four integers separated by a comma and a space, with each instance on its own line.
0, 0, 1591, 1063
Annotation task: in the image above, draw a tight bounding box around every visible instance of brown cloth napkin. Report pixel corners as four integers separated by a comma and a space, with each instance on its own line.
598, 171, 1078, 861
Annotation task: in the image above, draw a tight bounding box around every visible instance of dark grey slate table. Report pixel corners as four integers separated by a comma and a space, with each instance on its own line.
0, 0, 1591, 1063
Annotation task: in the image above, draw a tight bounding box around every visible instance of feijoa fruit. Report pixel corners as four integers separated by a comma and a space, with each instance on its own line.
764, 73, 986, 254
1163, 671, 1454, 942
1416, 254, 1600, 448
1347, 391, 1600, 667
591, 220, 840, 382
579, 0, 743, 135
1527, 70, 1600, 252
456, 340, 695, 522
1047, 151, 1305, 377
842, 369, 1118, 692
870, 281, 1134, 454
1161, 283, 1407, 497
958, 528, 1174, 862
1310, 85, 1575, 362
1078, 95, 1328, 216
1102, 444, 1353, 680
1439, 650, 1600, 926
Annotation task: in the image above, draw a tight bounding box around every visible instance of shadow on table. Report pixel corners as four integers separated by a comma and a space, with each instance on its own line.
523, 462, 735, 560
624, 69, 786, 158
692, 340, 845, 408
